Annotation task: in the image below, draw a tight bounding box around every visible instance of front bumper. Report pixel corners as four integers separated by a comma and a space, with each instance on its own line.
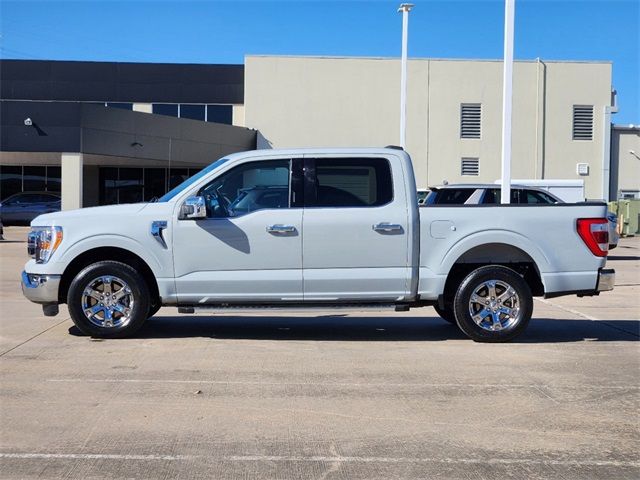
21, 271, 61, 304
596, 268, 615, 292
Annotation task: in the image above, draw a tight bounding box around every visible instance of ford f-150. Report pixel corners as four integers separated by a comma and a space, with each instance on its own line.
21, 148, 615, 342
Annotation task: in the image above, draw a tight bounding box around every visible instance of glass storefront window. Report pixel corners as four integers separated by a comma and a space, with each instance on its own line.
168, 168, 189, 190
180, 104, 205, 121
0, 166, 23, 200
152, 104, 179, 117
99, 168, 119, 205
207, 105, 232, 125
23, 166, 47, 191
46, 166, 61, 192
143, 168, 167, 201
118, 168, 144, 204
106, 103, 133, 110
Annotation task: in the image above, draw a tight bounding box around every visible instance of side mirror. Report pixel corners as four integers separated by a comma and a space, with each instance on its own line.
179, 196, 207, 220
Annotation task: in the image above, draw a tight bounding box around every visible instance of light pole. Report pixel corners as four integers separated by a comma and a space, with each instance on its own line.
500, 0, 515, 204
398, 3, 414, 150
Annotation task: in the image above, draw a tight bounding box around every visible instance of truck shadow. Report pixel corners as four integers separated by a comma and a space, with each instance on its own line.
101, 315, 640, 343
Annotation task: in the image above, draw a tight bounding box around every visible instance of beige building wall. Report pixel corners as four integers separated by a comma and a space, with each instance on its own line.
245, 55, 614, 198
232, 105, 245, 127
610, 126, 640, 198
132, 103, 153, 113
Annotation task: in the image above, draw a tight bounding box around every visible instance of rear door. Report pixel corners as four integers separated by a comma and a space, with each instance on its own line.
301, 155, 411, 302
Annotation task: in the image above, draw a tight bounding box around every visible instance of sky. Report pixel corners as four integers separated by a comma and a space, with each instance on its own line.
0, 0, 638, 124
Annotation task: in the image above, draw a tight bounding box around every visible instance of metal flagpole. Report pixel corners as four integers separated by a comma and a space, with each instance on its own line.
500, 0, 515, 203
398, 3, 414, 149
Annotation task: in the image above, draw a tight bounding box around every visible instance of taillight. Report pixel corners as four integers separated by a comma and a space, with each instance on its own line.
577, 218, 609, 257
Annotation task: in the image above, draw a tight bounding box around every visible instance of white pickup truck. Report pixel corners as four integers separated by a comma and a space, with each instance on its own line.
21, 148, 615, 342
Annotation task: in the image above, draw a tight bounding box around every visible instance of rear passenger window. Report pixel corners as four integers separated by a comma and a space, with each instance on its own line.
435, 189, 475, 204
309, 158, 392, 207
482, 189, 519, 204
523, 190, 556, 204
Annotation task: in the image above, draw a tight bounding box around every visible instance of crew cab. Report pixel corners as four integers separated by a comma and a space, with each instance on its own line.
21, 148, 615, 342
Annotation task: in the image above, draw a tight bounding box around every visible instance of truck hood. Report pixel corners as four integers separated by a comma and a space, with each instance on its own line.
31, 203, 150, 226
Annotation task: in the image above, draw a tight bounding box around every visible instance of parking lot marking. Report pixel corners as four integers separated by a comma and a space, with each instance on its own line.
0, 453, 193, 460
535, 298, 599, 321
1, 453, 638, 468
0, 317, 70, 357
46, 378, 639, 390
535, 298, 640, 337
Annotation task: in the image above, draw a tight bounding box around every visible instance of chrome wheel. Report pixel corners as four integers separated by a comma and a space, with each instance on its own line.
81, 276, 135, 328
468, 279, 520, 332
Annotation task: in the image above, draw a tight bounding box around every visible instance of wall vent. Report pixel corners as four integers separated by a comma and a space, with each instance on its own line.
461, 157, 480, 176
460, 103, 482, 139
576, 163, 590, 176
573, 105, 594, 140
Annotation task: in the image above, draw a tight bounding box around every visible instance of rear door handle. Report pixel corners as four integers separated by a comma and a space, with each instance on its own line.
266, 224, 297, 234
373, 223, 403, 233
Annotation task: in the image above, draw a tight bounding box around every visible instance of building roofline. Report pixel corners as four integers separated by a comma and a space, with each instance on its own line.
245, 54, 613, 65
0, 58, 243, 67
612, 124, 640, 131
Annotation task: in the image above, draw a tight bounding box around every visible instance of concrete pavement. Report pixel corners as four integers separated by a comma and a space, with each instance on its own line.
1, 227, 638, 479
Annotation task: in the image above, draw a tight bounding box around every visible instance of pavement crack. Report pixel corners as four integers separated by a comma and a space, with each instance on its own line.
0, 317, 71, 357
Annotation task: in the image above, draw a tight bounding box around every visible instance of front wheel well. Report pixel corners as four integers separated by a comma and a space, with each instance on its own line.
441, 244, 545, 305
59, 247, 160, 308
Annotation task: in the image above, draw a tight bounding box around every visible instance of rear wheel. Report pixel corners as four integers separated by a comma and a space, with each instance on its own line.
147, 302, 161, 318
453, 266, 532, 343
67, 261, 149, 338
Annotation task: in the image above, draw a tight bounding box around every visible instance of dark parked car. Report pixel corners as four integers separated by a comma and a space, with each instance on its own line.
0, 192, 61, 225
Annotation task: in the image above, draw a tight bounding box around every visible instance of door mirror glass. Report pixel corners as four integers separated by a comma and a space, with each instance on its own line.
179, 196, 207, 220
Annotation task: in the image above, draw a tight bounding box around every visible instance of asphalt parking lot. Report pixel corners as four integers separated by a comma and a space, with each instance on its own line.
0, 226, 638, 479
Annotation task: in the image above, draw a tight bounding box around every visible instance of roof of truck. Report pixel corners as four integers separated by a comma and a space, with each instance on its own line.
224, 147, 411, 160
429, 183, 551, 190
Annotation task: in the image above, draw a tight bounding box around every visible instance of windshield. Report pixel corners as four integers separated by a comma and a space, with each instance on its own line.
157, 158, 229, 202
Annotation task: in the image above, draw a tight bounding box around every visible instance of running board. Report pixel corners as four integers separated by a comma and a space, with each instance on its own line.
177, 303, 412, 315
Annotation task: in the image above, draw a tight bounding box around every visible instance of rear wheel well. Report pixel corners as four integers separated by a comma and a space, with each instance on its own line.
441, 244, 544, 306
59, 247, 160, 308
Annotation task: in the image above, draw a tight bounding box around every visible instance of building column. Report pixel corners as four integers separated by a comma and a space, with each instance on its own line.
232, 105, 245, 127
61, 152, 83, 210
601, 106, 615, 201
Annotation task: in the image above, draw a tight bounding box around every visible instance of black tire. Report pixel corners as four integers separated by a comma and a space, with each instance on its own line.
453, 266, 533, 343
67, 260, 150, 338
434, 304, 456, 324
147, 302, 161, 319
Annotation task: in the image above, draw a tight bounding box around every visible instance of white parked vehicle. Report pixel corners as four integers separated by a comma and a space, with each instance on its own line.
493, 179, 585, 203
426, 183, 619, 249
22, 148, 615, 342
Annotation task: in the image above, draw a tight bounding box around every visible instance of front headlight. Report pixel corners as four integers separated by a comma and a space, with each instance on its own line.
27, 226, 63, 264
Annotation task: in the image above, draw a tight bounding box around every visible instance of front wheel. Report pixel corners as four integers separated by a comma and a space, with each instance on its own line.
453, 266, 533, 343
67, 261, 150, 338
433, 304, 456, 324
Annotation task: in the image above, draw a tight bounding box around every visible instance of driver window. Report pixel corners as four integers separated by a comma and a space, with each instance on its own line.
199, 160, 290, 218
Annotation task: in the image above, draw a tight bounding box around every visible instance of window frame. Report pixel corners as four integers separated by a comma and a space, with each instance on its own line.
302, 157, 394, 209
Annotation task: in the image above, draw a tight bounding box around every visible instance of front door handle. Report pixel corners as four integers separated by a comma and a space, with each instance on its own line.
266, 224, 297, 234
373, 223, 403, 233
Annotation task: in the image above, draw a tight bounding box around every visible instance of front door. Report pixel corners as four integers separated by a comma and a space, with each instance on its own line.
172, 158, 303, 304
302, 156, 411, 302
